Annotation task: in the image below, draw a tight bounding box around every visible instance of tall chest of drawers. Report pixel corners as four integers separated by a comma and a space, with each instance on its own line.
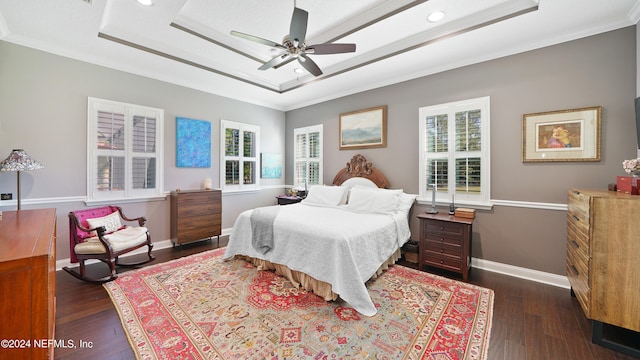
171, 189, 222, 246
417, 213, 473, 280
567, 189, 640, 333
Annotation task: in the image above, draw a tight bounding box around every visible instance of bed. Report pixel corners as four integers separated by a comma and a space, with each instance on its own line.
223, 154, 415, 316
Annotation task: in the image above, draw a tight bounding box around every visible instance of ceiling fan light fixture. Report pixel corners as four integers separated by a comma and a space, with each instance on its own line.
427, 11, 445, 23
136, 0, 154, 6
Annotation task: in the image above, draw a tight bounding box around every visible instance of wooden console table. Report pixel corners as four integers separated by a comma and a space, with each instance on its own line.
0, 208, 57, 360
417, 212, 473, 280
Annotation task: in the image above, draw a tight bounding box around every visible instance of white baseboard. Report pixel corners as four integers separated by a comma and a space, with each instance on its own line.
57, 230, 570, 290
471, 258, 570, 289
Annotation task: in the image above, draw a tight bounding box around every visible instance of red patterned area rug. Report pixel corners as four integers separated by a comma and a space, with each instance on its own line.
104, 247, 493, 359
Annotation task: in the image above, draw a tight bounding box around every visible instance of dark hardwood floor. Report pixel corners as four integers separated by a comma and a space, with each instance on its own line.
54, 238, 638, 360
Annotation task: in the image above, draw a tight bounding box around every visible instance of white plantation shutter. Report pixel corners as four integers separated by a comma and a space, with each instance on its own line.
221, 120, 260, 192
88, 98, 164, 203
294, 125, 323, 187
419, 97, 490, 207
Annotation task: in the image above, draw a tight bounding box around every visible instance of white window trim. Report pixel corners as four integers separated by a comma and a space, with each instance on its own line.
220, 119, 261, 193
293, 124, 323, 189
418, 96, 491, 208
86, 97, 164, 204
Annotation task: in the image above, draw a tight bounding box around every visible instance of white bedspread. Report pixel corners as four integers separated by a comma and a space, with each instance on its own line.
223, 203, 411, 316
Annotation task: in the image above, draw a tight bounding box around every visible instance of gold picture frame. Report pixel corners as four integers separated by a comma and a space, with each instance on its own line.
339, 105, 387, 150
522, 106, 602, 162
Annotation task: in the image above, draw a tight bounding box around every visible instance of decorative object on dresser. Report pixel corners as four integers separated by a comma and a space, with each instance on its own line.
64, 206, 155, 282
0, 209, 56, 359
618, 157, 640, 194
171, 189, 221, 248
522, 106, 601, 162
0, 149, 44, 210
418, 212, 473, 281
567, 189, 640, 357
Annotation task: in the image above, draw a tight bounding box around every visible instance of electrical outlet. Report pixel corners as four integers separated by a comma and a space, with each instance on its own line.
1, 193, 12, 200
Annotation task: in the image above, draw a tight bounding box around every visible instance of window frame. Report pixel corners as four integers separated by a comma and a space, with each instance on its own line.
293, 124, 323, 189
220, 119, 261, 193
418, 96, 491, 208
86, 97, 164, 205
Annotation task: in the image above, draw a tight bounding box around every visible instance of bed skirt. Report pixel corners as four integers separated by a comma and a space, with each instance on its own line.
235, 248, 403, 302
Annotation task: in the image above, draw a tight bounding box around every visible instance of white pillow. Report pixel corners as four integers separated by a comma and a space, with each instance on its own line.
397, 193, 417, 215
346, 187, 402, 214
86, 211, 122, 234
302, 185, 349, 207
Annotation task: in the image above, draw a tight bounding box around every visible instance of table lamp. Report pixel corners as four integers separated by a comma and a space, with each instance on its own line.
0, 149, 44, 210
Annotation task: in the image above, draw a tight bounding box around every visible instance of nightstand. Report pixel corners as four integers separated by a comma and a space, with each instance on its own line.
276, 195, 303, 205
417, 213, 473, 280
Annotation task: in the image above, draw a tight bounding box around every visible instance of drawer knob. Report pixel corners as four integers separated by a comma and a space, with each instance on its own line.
440, 226, 444, 230
440, 237, 444, 242
570, 265, 579, 276
572, 215, 579, 222
571, 240, 579, 249
440, 260, 444, 264
440, 249, 444, 253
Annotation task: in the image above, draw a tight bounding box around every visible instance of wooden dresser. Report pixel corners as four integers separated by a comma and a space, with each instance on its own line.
0, 208, 57, 360
567, 189, 640, 335
417, 212, 473, 280
171, 189, 221, 247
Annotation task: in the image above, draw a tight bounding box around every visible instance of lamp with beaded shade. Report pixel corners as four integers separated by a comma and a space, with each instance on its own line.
0, 149, 44, 210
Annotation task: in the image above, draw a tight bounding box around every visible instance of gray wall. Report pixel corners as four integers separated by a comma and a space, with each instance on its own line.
0, 41, 286, 260
285, 27, 637, 275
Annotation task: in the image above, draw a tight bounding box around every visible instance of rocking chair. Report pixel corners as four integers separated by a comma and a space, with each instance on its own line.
64, 205, 155, 282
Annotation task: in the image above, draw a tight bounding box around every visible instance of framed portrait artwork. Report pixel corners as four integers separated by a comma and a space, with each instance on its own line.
339, 105, 387, 150
522, 106, 602, 162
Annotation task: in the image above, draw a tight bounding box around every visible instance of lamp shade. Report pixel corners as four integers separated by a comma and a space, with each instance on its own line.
0, 149, 44, 172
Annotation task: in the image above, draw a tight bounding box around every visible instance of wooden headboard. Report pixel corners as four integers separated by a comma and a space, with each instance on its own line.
332, 154, 390, 188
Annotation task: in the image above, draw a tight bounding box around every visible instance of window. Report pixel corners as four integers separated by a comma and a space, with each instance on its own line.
220, 120, 260, 192
87, 97, 164, 203
418, 97, 490, 207
293, 124, 323, 189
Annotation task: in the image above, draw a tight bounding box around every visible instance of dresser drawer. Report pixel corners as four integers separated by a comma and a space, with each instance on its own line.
567, 221, 589, 260
567, 249, 590, 316
567, 190, 590, 224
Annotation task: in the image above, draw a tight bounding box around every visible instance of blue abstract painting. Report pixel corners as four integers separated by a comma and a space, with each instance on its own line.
261, 153, 283, 179
176, 117, 211, 168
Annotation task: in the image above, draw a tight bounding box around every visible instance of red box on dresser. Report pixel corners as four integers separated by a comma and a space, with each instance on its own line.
616, 175, 639, 195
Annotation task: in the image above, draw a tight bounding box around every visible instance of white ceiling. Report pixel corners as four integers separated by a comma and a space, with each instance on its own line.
1, 0, 639, 111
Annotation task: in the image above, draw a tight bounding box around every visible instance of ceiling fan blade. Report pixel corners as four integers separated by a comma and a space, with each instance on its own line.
230, 30, 284, 49
289, 7, 308, 46
298, 54, 322, 77
306, 43, 356, 54
259, 54, 291, 71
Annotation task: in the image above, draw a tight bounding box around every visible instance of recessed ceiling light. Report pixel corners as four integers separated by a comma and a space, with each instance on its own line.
427, 11, 445, 23
136, 0, 154, 6
294, 68, 305, 74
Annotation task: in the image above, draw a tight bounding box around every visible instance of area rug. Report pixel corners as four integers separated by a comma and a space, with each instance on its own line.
104, 247, 493, 359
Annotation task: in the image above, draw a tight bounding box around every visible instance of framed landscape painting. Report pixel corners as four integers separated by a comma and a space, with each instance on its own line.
339, 105, 387, 150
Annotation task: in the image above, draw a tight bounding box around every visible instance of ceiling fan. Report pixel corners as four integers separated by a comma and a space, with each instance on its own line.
230, 2, 356, 77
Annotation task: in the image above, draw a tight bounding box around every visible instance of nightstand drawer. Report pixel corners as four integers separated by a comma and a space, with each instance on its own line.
424, 234, 464, 247
424, 240, 462, 258
423, 220, 465, 238
424, 254, 463, 272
